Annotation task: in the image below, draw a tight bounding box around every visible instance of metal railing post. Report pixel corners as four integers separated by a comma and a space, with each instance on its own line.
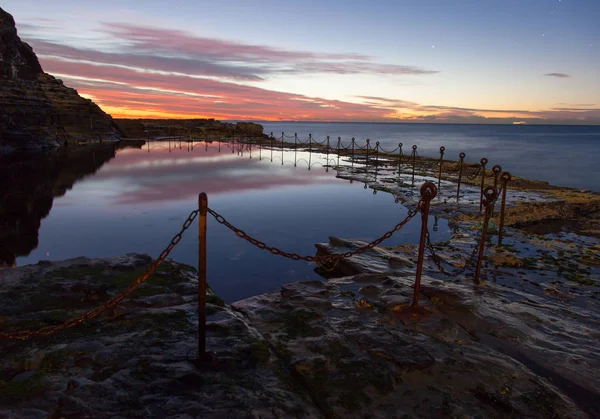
411, 145, 417, 186
398, 143, 403, 178
309, 133, 312, 153
456, 152, 465, 202
281, 132, 284, 165
493, 165, 502, 191
498, 172, 512, 246
375, 141, 380, 179
437, 146, 445, 192
413, 182, 437, 306
479, 158, 488, 213
270, 133, 274, 162
326, 136, 330, 172
198, 193, 208, 360
365, 139, 370, 169
475, 187, 497, 284
351, 137, 355, 162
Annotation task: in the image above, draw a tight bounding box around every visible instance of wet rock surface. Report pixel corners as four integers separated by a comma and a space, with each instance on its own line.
1, 245, 598, 417
0, 255, 320, 418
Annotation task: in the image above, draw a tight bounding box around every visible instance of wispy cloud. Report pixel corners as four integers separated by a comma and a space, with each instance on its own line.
23, 23, 438, 82
15, 19, 599, 124
545, 72, 570, 78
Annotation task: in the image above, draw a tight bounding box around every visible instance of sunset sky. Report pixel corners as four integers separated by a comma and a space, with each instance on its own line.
4, 0, 599, 123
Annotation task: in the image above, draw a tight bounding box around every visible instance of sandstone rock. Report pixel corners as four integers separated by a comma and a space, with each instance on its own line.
0, 7, 120, 152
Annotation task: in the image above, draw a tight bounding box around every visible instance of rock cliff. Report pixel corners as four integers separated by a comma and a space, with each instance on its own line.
0, 7, 119, 152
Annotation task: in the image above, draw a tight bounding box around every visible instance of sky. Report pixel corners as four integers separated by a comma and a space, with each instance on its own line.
4, 0, 600, 124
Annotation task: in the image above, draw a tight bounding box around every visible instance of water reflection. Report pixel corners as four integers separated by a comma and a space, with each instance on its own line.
0, 145, 117, 266
9, 140, 452, 301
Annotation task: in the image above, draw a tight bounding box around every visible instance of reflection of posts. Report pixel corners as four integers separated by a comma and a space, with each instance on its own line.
498, 172, 512, 246
433, 215, 439, 232
197, 193, 208, 362
456, 152, 466, 202
413, 182, 437, 306
475, 187, 497, 284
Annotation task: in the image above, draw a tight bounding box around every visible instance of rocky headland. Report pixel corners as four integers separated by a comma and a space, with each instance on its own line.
0, 8, 119, 152
0, 7, 265, 154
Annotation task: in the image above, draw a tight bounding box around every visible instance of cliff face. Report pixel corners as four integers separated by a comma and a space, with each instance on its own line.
0, 7, 119, 152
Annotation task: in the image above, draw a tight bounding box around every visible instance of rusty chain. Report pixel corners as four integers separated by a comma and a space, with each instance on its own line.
207, 202, 422, 264
0, 209, 199, 340
465, 164, 483, 180
426, 229, 481, 277
425, 185, 502, 277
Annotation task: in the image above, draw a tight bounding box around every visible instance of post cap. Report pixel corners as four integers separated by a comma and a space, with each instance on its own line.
420, 182, 438, 200
459, 152, 466, 159
493, 164, 502, 174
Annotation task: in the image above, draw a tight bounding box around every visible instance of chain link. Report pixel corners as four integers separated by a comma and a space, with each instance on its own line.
208, 202, 422, 264
425, 185, 503, 277
466, 164, 483, 180
0, 209, 199, 340
425, 228, 481, 277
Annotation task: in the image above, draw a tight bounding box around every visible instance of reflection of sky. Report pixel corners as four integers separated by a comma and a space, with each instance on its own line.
17, 141, 451, 301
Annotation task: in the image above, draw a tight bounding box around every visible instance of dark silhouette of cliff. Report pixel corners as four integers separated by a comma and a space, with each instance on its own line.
0, 145, 117, 266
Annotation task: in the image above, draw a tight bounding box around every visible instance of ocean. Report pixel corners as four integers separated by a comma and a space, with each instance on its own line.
258, 122, 600, 191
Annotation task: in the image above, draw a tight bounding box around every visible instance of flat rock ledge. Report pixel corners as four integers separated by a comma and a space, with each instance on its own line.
0, 253, 598, 418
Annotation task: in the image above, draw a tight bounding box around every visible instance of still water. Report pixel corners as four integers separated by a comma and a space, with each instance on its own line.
259, 122, 600, 191
3, 141, 450, 302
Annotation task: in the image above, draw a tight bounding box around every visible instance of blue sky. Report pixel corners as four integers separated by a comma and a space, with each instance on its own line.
3, 0, 599, 123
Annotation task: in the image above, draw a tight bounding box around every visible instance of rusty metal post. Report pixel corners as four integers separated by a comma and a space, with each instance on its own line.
309, 133, 312, 154
294, 134, 298, 167
492, 165, 502, 190
365, 139, 370, 168
337, 136, 341, 155
413, 182, 437, 306
198, 193, 208, 360
498, 172, 512, 246
398, 143, 403, 177
351, 137, 355, 162
475, 187, 497, 284
281, 132, 284, 165
270, 133, 274, 162
437, 146, 445, 192
456, 152, 465, 202
326, 136, 330, 172
411, 145, 417, 185
375, 141, 380, 179
259, 139, 262, 161
479, 158, 488, 213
